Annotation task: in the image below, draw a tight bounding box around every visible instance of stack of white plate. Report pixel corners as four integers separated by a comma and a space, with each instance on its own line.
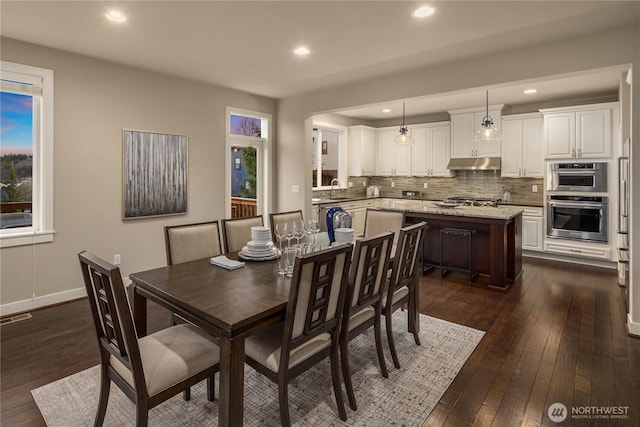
239, 226, 279, 260
334, 228, 354, 244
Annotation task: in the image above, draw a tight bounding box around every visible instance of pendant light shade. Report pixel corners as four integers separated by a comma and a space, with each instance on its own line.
475, 90, 501, 143
394, 102, 414, 145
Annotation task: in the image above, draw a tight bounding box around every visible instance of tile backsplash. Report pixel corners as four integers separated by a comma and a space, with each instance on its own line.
314, 171, 544, 206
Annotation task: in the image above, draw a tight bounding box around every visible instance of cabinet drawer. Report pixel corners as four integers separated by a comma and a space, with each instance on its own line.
545, 241, 611, 260
522, 207, 543, 217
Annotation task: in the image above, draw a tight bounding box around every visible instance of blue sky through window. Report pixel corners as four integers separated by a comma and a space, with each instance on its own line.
1, 91, 33, 155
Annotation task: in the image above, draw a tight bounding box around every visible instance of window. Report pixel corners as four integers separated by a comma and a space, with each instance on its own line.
312, 122, 347, 189
0, 61, 54, 247
226, 107, 271, 219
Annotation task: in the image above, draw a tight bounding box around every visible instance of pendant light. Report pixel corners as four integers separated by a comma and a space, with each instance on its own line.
475, 90, 501, 143
394, 102, 414, 145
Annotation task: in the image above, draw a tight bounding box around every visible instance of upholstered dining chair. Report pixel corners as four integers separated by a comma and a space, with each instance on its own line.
382, 221, 428, 369
78, 251, 220, 427
363, 209, 405, 258
244, 243, 353, 426
221, 215, 264, 253
340, 231, 394, 411
164, 220, 223, 265
268, 210, 303, 244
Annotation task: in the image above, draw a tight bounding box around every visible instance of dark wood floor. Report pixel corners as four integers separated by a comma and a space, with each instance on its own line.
1, 257, 639, 426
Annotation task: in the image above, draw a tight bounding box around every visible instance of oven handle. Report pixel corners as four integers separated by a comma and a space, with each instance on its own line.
548, 201, 605, 209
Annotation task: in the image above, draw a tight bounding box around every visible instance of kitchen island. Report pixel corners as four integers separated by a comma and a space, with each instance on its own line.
402, 202, 523, 290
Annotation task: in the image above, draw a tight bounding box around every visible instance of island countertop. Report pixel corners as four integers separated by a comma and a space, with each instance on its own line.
405, 202, 523, 220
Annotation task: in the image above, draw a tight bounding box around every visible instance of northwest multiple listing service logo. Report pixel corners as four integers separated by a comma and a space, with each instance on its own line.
548, 403, 630, 423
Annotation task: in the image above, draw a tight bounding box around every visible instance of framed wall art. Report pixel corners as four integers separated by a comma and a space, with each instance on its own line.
123, 130, 188, 219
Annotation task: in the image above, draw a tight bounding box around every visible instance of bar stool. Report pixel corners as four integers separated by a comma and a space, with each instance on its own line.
439, 227, 477, 283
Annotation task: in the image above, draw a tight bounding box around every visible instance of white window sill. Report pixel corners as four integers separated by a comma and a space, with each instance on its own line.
0, 230, 55, 248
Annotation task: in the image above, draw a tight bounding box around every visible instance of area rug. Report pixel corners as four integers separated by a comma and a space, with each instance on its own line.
32, 313, 483, 426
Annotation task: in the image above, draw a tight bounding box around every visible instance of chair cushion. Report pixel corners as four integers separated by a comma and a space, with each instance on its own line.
349, 306, 375, 331
245, 322, 331, 373
382, 285, 409, 309
110, 324, 219, 396
225, 217, 263, 253
168, 223, 222, 264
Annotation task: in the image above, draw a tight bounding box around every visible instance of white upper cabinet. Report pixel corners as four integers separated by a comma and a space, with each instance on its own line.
541, 102, 617, 159
501, 114, 544, 178
376, 127, 412, 176
348, 125, 377, 176
449, 106, 503, 158
412, 122, 452, 176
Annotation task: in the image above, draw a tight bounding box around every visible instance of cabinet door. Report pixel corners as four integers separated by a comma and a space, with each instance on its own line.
474, 110, 502, 157
430, 125, 452, 176
376, 129, 395, 175
522, 216, 543, 251
450, 113, 475, 158
361, 129, 377, 175
411, 127, 429, 176
576, 109, 611, 158
351, 208, 365, 236
394, 142, 412, 175
545, 112, 575, 158
500, 120, 523, 177
522, 117, 544, 177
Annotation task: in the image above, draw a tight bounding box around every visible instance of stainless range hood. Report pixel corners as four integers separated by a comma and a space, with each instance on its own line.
447, 157, 501, 171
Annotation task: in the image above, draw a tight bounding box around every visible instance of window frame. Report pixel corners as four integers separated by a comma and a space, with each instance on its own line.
312, 121, 348, 190
0, 61, 54, 248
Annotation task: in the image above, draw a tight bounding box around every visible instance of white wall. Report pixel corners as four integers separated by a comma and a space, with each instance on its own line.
0, 38, 276, 314
275, 25, 640, 329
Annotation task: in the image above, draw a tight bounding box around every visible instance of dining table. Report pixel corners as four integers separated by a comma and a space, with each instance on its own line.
129, 254, 291, 427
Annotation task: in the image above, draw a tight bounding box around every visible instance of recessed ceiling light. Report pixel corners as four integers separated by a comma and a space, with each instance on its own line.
382, 108, 391, 113
105, 10, 127, 23
413, 6, 435, 18
524, 88, 537, 94
293, 47, 311, 56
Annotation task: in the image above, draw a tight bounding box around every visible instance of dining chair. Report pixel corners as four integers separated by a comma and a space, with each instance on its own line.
221, 215, 264, 253
382, 221, 428, 369
164, 220, 223, 265
363, 209, 405, 258
340, 231, 394, 411
268, 210, 303, 243
244, 243, 353, 426
78, 251, 220, 427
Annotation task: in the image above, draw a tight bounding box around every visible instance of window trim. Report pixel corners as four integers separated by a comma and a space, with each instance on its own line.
0, 61, 54, 248
312, 121, 348, 190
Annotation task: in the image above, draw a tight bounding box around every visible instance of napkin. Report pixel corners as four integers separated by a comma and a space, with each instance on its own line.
210, 255, 245, 270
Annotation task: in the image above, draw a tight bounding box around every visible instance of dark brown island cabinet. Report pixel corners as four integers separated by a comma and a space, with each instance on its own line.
403, 205, 523, 290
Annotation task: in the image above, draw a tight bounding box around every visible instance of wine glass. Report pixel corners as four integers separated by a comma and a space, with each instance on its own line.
313, 219, 320, 247
274, 223, 286, 250
303, 220, 314, 250
294, 221, 305, 247
284, 222, 295, 248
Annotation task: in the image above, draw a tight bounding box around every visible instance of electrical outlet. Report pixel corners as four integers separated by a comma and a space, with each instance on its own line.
292, 185, 300, 193
391, 181, 395, 188
113, 254, 121, 265
423, 183, 428, 189
532, 185, 538, 193
363, 181, 367, 187
348, 181, 353, 188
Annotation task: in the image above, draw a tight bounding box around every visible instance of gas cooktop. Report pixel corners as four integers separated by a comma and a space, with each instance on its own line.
443, 196, 502, 207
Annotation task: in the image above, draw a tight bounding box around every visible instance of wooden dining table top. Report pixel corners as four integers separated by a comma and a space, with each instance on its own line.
129, 255, 291, 337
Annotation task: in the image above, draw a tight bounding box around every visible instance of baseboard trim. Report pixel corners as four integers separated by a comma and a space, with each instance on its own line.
627, 313, 640, 338
0, 287, 87, 317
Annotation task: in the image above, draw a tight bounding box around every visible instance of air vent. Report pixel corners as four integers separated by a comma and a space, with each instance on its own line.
0, 312, 33, 325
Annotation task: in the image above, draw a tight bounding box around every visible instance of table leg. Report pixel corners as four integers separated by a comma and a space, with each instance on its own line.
132, 285, 148, 337
218, 333, 246, 427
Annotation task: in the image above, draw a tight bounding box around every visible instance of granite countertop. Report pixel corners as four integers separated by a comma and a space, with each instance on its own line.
414, 202, 524, 220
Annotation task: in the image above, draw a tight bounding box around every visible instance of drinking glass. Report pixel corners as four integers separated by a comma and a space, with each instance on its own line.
303, 220, 314, 251
294, 221, 305, 247
274, 223, 286, 250
277, 250, 288, 276
284, 222, 295, 248
285, 246, 296, 278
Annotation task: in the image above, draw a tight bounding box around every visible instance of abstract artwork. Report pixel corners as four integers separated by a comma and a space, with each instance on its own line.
123, 130, 187, 219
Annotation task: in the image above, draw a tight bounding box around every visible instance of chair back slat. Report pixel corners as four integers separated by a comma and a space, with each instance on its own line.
164, 221, 222, 265
350, 232, 394, 310
78, 251, 143, 377
390, 222, 427, 292
286, 245, 352, 348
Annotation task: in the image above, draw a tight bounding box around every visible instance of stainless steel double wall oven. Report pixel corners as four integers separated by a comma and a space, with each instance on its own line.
547, 161, 608, 243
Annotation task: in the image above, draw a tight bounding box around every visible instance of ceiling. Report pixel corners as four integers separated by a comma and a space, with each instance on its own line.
1, 1, 638, 120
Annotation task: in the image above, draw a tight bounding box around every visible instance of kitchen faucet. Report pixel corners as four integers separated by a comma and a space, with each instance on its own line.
330, 178, 340, 198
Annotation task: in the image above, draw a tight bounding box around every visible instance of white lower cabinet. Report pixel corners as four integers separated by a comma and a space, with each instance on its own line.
518, 207, 544, 252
